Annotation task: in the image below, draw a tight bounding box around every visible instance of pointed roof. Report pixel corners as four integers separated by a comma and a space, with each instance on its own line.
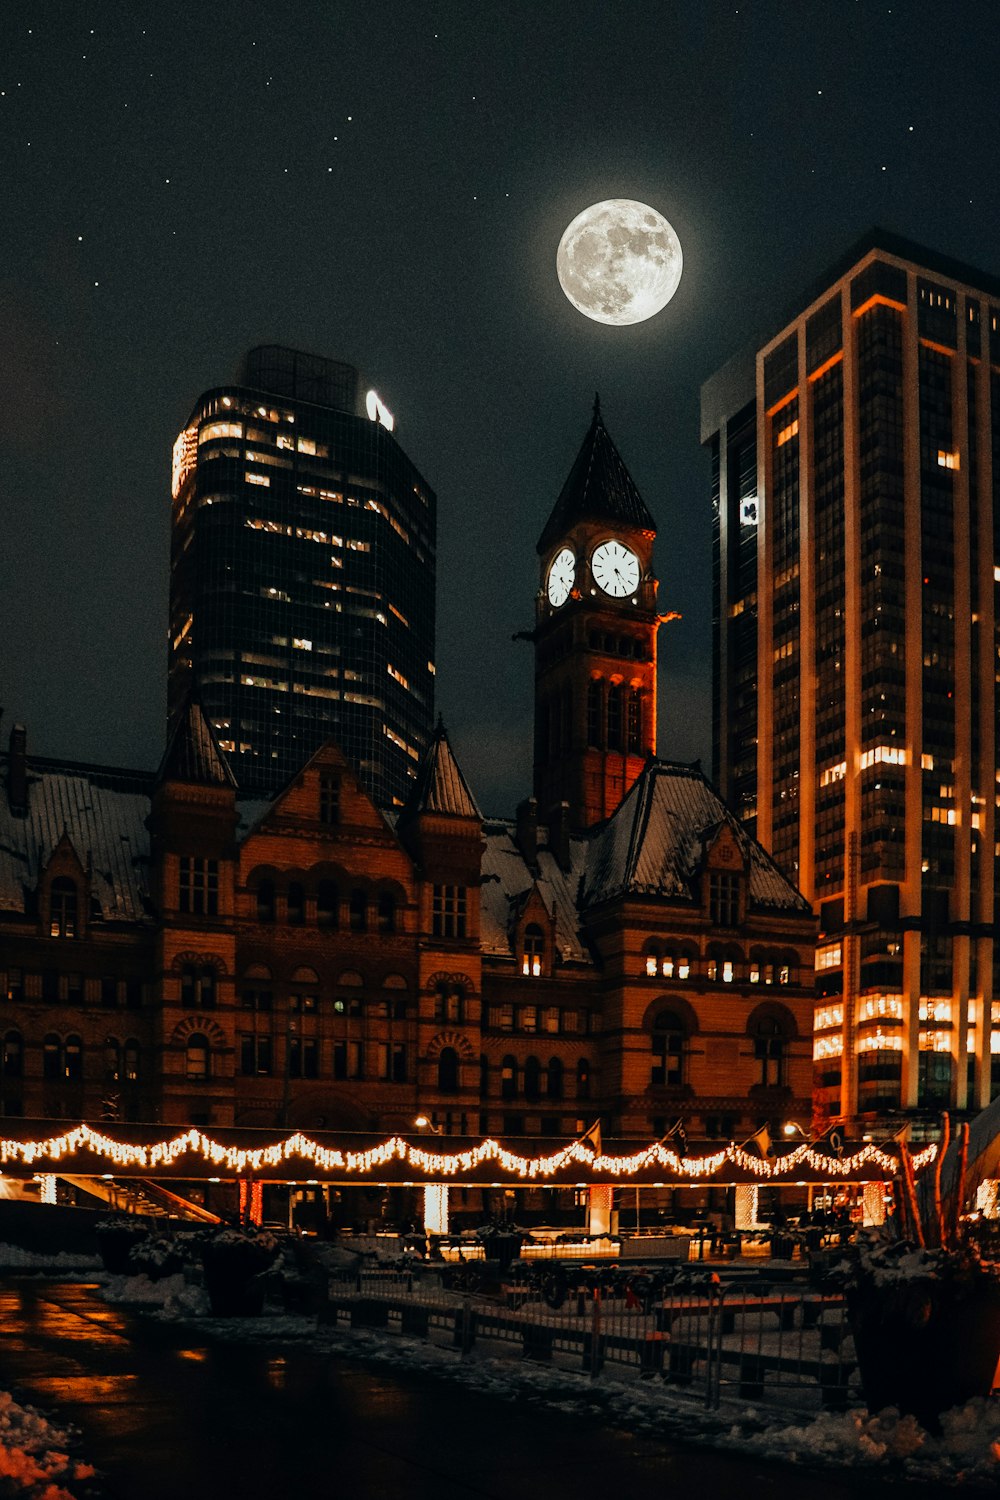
583, 759, 812, 912
157, 700, 236, 789
537, 397, 657, 553
400, 718, 481, 821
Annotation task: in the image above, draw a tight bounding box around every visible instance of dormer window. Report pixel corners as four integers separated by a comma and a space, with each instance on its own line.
522, 924, 544, 977
709, 870, 741, 927
49, 878, 78, 939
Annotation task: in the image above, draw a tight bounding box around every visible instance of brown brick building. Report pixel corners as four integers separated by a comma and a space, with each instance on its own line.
0, 405, 816, 1148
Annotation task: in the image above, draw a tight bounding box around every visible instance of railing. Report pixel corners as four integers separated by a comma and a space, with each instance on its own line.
318, 1258, 857, 1413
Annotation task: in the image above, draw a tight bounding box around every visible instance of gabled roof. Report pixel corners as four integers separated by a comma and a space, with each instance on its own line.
401, 719, 481, 821
157, 700, 236, 789
0, 755, 152, 922
538, 398, 657, 554
583, 759, 812, 912
480, 822, 592, 963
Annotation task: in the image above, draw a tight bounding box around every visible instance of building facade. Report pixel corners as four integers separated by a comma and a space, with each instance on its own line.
0, 406, 815, 1162
702, 230, 1000, 1125
169, 345, 436, 806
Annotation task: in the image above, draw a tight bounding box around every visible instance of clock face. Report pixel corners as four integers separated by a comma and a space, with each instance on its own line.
546, 546, 576, 607
591, 539, 640, 597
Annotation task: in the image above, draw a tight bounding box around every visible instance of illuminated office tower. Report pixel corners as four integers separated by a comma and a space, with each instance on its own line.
702, 231, 1000, 1124
169, 347, 436, 804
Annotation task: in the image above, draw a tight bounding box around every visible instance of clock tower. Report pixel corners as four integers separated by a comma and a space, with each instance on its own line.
534, 397, 663, 833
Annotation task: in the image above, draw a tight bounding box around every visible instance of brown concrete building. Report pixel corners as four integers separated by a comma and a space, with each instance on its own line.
0, 404, 816, 1152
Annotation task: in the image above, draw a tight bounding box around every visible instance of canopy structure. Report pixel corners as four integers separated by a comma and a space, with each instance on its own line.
0, 1120, 935, 1187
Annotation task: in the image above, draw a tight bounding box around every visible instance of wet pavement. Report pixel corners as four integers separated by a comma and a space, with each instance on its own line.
0, 1279, 947, 1499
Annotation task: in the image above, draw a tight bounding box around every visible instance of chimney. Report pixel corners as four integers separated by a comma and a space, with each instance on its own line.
7, 723, 27, 815
547, 801, 571, 871
514, 797, 538, 868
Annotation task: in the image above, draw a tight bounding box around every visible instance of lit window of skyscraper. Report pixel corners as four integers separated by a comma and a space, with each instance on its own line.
169, 346, 436, 805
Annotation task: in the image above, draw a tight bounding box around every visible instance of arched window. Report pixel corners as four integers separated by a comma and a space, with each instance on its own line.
651, 1010, 685, 1087
186, 1033, 210, 1081
2, 1031, 23, 1078
43, 1034, 61, 1081
256, 879, 275, 923
627, 691, 643, 753
317, 879, 338, 929
587, 679, 603, 748
501, 1054, 517, 1100
607, 683, 624, 750
434, 985, 464, 1024
104, 1038, 122, 1082
524, 1055, 541, 1101
576, 1058, 591, 1100
49, 877, 78, 938
181, 965, 216, 1009
124, 1040, 140, 1083
349, 887, 367, 932
64, 1035, 83, 1082
287, 881, 306, 925
377, 890, 397, 933
547, 1056, 563, 1099
752, 1016, 787, 1087
522, 924, 544, 978
438, 1046, 459, 1093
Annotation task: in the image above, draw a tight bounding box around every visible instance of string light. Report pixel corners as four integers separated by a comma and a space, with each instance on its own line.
0, 1124, 936, 1183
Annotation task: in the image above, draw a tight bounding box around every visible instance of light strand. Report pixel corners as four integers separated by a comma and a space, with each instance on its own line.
0, 1124, 936, 1182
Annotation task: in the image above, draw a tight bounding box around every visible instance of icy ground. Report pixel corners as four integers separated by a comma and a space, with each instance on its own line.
93, 1270, 1000, 1488
0, 1243, 100, 1272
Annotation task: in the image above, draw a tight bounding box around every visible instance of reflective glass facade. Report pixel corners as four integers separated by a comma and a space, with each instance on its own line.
702, 233, 1000, 1125
169, 347, 436, 804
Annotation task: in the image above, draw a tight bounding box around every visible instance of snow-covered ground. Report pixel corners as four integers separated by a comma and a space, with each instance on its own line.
93, 1269, 1000, 1488
0, 1243, 100, 1272
0, 1390, 96, 1500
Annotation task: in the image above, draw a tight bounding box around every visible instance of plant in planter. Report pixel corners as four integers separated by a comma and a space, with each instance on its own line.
95, 1216, 151, 1275
834, 1115, 1000, 1430
127, 1232, 191, 1283
200, 1228, 280, 1317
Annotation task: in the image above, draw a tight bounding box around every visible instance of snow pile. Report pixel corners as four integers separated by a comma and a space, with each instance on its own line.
732, 1400, 1000, 1485
0, 1243, 100, 1271
0, 1390, 96, 1500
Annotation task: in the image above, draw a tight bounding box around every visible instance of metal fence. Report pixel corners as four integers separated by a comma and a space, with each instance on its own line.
318, 1258, 857, 1414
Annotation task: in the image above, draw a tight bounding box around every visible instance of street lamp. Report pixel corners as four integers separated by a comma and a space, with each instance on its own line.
414, 1114, 443, 1135
783, 1121, 809, 1140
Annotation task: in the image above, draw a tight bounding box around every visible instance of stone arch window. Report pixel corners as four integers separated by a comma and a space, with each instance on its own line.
706, 943, 743, 985
524, 1055, 542, 1101
644, 944, 693, 981
438, 1046, 459, 1093
317, 879, 339, 929
377, 889, 397, 934
522, 924, 545, 978
241, 964, 273, 1013
607, 683, 624, 750
587, 678, 604, 748
382, 973, 408, 1019
626, 690, 643, 753
434, 982, 465, 1024
546, 1056, 563, 1100
287, 880, 306, 926
124, 1039, 140, 1083
501, 1054, 517, 1100
349, 887, 367, 933
181, 964, 216, 1009
335, 969, 364, 1020
43, 1034, 61, 1081
49, 877, 78, 939
751, 1015, 788, 1087
290, 965, 319, 1016
104, 1037, 122, 1083
576, 1058, 591, 1100
256, 879, 275, 923
2, 1030, 23, 1078
186, 1033, 210, 1081
64, 1034, 83, 1082
651, 1010, 686, 1087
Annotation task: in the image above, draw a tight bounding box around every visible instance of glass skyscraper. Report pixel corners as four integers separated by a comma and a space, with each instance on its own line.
169, 346, 436, 805
702, 231, 1000, 1126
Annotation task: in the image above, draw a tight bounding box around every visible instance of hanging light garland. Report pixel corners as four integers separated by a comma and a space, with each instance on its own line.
0, 1123, 936, 1182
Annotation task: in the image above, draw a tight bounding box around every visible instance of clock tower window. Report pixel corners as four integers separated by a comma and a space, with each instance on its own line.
607, 684, 624, 751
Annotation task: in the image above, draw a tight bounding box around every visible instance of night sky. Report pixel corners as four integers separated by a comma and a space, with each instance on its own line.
3, 1, 999, 816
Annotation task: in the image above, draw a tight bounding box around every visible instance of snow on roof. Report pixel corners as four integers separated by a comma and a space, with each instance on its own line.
481, 823, 592, 964
583, 760, 811, 912
0, 757, 153, 922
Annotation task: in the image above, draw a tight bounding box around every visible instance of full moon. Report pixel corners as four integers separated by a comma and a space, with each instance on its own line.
556, 199, 683, 326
